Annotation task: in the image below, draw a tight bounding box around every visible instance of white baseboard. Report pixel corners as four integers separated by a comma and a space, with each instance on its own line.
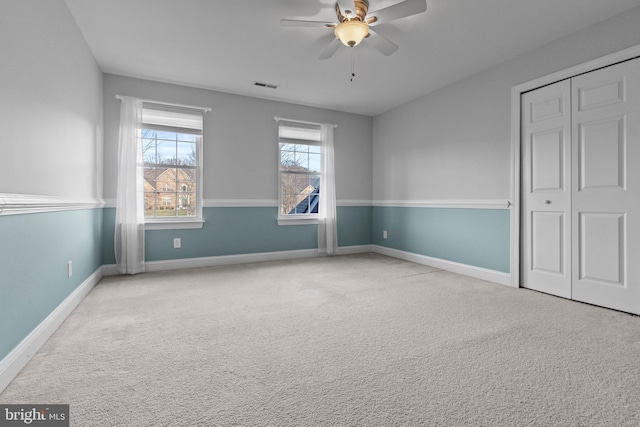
335, 245, 373, 255
144, 248, 322, 272
372, 245, 512, 286
0, 266, 105, 393
103, 245, 374, 275
111, 245, 509, 285
145, 245, 376, 272
101, 264, 121, 276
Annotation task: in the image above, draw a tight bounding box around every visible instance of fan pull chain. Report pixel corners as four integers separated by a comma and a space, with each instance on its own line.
350, 50, 356, 82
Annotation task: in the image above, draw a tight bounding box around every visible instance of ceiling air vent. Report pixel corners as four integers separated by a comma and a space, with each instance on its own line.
254, 81, 278, 89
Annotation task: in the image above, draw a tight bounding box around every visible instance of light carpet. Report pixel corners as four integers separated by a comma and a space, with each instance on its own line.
2, 253, 640, 426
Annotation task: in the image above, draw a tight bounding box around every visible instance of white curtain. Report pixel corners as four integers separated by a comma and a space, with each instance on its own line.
114, 97, 145, 274
318, 123, 338, 254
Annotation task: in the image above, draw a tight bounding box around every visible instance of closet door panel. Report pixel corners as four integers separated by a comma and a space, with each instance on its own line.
578, 212, 624, 285
577, 116, 625, 190
521, 80, 572, 298
571, 58, 640, 315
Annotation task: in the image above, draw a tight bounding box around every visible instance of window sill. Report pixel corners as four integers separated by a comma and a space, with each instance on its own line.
145, 220, 205, 230
277, 216, 319, 226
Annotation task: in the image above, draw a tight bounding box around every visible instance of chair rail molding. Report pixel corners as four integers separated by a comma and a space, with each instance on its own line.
373, 199, 511, 209
202, 199, 374, 208
0, 193, 105, 216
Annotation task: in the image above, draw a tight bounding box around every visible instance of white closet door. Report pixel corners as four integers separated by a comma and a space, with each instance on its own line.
521, 80, 572, 298
571, 58, 640, 314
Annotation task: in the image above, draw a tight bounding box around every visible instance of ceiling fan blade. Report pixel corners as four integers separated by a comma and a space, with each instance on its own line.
367, 0, 427, 25
319, 37, 342, 60
366, 29, 399, 56
334, 2, 345, 23
280, 19, 336, 28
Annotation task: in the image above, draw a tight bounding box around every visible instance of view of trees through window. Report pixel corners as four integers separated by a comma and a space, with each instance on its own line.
280, 143, 321, 215
141, 129, 197, 217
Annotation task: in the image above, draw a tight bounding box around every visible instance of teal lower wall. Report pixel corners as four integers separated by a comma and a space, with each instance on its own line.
0, 209, 103, 361
372, 206, 510, 273
103, 205, 507, 271
337, 206, 373, 248
102, 206, 373, 264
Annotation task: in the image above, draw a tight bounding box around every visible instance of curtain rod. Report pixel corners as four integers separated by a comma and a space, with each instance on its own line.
274, 116, 337, 128
115, 95, 212, 113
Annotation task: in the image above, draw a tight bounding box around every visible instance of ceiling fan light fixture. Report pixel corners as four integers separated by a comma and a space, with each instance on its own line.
334, 20, 369, 47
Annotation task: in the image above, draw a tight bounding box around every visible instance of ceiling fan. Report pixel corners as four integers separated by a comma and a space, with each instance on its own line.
281, 0, 427, 60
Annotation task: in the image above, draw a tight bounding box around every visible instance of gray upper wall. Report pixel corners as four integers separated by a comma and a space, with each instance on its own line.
0, 0, 103, 199
103, 74, 373, 202
372, 6, 640, 202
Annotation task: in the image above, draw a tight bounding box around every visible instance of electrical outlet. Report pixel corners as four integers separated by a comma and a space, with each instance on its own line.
383, 230, 388, 239
173, 238, 181, 249
67, 261, 73, 278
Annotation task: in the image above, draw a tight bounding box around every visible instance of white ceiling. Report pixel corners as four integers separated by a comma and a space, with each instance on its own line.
64, 0, 640, 116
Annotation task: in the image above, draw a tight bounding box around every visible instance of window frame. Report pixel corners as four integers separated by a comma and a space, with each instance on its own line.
277, 120, 323, 226
141, 104, 205, 230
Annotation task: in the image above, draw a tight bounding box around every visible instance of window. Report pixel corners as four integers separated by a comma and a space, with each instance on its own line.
140, 104, 203, 227
278, 121, 322, 223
